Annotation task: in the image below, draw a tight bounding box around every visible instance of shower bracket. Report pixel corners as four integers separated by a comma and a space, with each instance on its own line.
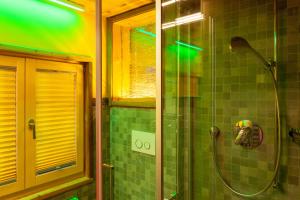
265, 59, 277, 71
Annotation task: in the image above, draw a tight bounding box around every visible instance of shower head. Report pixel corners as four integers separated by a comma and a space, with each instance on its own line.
230, 36, 272, 68
230, 37, 252, 52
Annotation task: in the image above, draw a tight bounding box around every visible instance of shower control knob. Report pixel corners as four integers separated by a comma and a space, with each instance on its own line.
233, 120, 263, 148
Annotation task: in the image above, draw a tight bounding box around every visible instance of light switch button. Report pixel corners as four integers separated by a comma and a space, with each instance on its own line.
144, 142, 150, 150
135, 139, 143, 149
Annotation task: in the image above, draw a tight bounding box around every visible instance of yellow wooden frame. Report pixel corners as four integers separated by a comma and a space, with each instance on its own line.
0, 55, 25, 196
107, 5, 156, 107
0, 46, 92, 199
25, 59, 84, 188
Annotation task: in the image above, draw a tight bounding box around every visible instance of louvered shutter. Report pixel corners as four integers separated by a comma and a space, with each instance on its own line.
0, 67, 17, 185
35, 70, 78, 175
26, 59, 83, 186
0, 55, 24, 197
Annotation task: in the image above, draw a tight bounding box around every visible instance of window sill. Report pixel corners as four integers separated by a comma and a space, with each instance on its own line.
20, 177, 93, 200
111, 98, 156, 108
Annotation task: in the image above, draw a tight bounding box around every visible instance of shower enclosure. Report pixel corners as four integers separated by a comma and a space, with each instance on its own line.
95, 0, 300, 199
159, 0, 281, 199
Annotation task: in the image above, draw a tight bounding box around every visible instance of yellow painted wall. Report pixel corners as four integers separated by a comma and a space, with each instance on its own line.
102, 17, 107, 97
0, 0, 97, 96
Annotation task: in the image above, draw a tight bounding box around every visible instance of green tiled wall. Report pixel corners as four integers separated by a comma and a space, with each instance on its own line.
188, 0, 300, 199
110, 107, 156, 200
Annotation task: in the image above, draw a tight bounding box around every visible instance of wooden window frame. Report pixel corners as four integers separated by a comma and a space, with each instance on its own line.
0, 44, 94, 199
107, 3, 156, 108
25, 59, 85, 188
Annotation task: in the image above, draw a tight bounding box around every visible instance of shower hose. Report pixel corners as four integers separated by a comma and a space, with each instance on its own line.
211, 67, 281, 198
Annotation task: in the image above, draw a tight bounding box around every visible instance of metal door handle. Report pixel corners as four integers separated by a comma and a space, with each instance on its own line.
28, 119, 36, 139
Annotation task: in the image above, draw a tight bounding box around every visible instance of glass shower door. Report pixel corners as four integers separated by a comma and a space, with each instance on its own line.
161, 0, 214, 199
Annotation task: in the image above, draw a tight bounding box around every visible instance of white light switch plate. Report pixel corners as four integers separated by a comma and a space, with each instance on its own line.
131, 130, 155, 156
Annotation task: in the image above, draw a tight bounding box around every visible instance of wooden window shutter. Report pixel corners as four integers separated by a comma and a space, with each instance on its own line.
26, 59, 84, 187
0, 55, 25, 197
0, 67, 18, 185
35, 69, 78, 174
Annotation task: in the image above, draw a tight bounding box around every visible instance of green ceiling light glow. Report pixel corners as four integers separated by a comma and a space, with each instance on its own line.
175, 41, 203, 51
134, 28, 203, 51
0, 0, 84, 54
135, 28, 156, 38
68, 196, 79, 200
48, 0, 85, 12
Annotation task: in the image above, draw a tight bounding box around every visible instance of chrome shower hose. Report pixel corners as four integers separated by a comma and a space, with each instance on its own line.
211, 68, 281, 198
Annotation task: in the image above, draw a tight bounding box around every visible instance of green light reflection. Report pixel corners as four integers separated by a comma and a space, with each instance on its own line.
134, 28, 204, 51
0, 0, 83, 52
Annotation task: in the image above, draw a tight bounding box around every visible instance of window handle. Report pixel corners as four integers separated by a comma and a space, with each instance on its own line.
28, 119, 36, 139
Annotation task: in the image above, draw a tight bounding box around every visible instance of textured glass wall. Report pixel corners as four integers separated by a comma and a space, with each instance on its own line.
112, 11, 156, 101
129, 24, 156, 98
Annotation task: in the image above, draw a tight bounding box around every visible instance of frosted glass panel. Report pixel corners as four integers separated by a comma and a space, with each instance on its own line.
112, 10, 156, 102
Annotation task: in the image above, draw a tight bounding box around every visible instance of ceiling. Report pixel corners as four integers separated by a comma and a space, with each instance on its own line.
102, 0, 154, 17
72, 0, 154, 17
71, 0, 95, 13
114, 10, 155, 27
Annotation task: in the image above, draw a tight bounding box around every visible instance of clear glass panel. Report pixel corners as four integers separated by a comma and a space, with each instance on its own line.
162, 1, 212, 199
161, 0, 276, 199
102, 7, 156, 200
